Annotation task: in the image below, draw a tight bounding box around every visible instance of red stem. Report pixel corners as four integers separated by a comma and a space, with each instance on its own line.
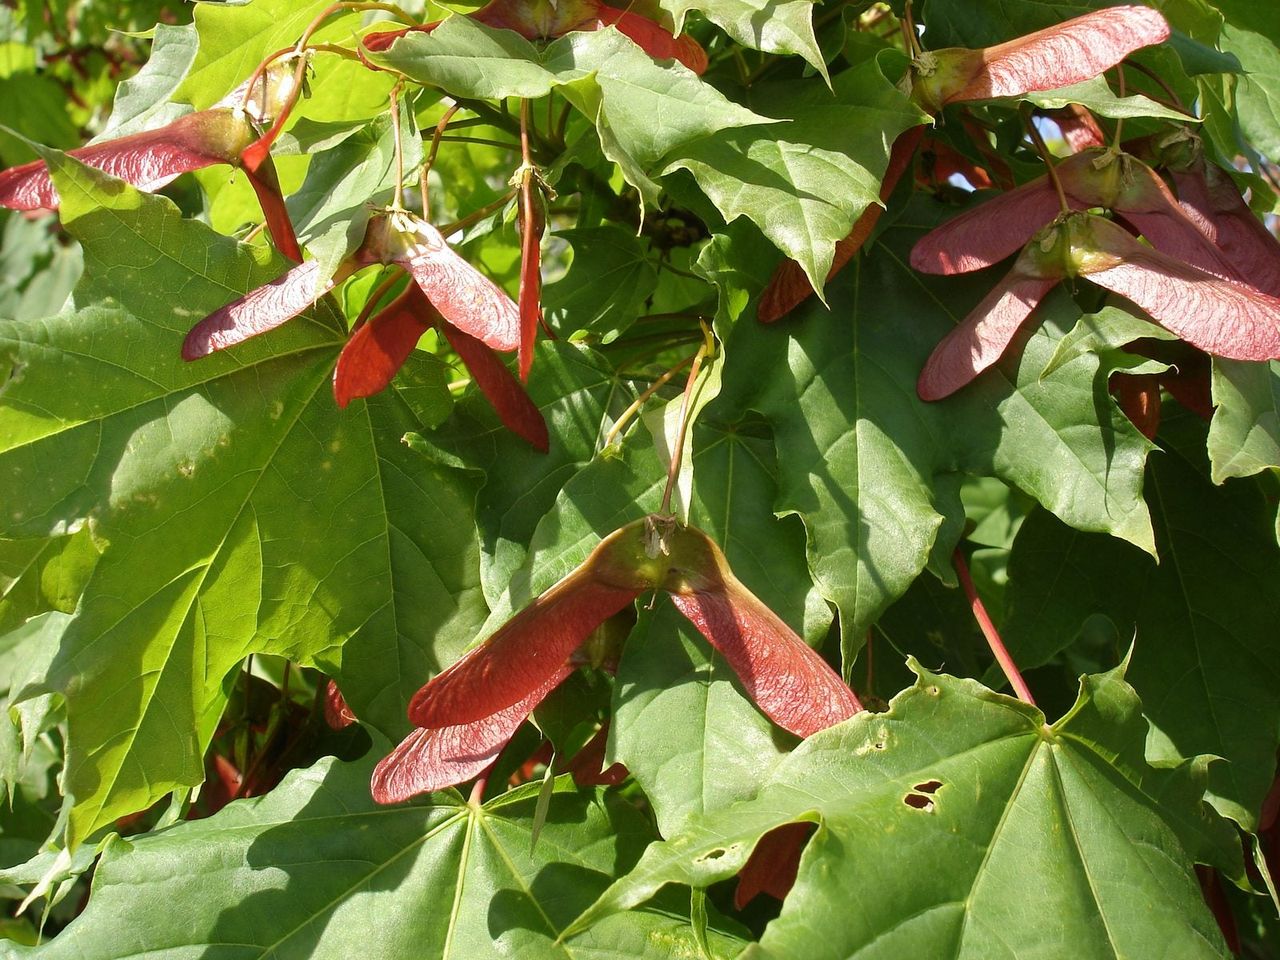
468, 766, 493, 806
953, 550, 1036, 706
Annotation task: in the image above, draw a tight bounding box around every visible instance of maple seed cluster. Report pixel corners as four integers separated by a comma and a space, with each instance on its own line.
370, 516, 863, 803
759, 4, 1280, 434
759, 5, 1172, 321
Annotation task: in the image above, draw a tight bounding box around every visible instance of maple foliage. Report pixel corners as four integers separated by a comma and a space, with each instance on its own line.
3, 0, 1280, 956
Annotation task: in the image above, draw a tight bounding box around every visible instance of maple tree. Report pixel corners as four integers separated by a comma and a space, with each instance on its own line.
3, 0, 1280, 955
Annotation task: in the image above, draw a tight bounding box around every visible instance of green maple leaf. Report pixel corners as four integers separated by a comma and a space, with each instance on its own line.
667, 54, 927, 293
569, 663, 1238, 958
2, 758, 747, 958
657, 0, 827, 73
1003, 410, 1280, 828
0, 154, 485, 845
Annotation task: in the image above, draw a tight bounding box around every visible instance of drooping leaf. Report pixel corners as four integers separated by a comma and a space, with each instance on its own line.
1207, 359, 1280, 483
1040, 305, 1176, 381
689, 416, 831, 642
667, 54, 926, 292
1220, 24, 1280, 162
1020, 75, 1197, 121
0, 156, 484, 844
656, 0, 827, 73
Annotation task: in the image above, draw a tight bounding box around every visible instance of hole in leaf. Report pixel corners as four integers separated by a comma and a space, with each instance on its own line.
914, 780, 942, 794
697, 848, 727, 862
872, 741, 886, 751
903, 793, 935, 812
926, 685, 941, 696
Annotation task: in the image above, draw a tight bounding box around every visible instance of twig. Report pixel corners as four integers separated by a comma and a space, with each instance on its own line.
659, 323, 715, 515
604, 353, 696, 447
1023, 106, 1071, 215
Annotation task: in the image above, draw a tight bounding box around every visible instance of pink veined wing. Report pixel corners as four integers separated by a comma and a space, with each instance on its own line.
917, 268, 1060, 400
396, 219, 521, 354
668, 583, 862, 739
1172, 166, 1280, 298
910, 178, 1067, 275
948, 6, 1170, 104
0, 112, 240, 212
323, 680, 357, 730
408, 580, 641, 729
183, 259, 329, 360
1103, 160, 1242, 282
1080, 220, 1280, 362
371, 665, 573, 803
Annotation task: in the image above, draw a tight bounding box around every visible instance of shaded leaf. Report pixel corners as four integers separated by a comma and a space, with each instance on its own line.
543, 227, 658, 342
719, 199, 1153, 658
0, 528, 100, 634
1003, 412, 1280, 827
610, 602, 789, 836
